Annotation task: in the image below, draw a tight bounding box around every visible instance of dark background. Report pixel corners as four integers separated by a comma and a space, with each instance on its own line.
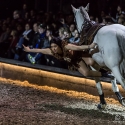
0, 0, 124, 19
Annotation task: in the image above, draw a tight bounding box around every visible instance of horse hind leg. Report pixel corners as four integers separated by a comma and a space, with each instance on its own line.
111, 78, 125, 105
111, 66, 125, 106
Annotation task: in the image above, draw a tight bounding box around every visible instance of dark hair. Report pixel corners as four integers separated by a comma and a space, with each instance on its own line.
39, 23, 47, 29
50, 38, 62, 48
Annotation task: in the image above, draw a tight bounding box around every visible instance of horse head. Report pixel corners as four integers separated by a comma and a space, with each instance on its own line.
71, 3, 90, 33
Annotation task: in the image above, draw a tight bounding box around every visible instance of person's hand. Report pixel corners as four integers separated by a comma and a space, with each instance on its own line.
24, 35, 29, 40
23, 45, 30, 52
89, 43, 97, 49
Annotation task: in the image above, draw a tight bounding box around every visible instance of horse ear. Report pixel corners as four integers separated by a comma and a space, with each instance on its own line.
85, 3, 89, 12
71, 5, 76, 13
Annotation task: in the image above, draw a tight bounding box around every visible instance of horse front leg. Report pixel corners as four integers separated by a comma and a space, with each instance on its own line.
95, 78, 107, 109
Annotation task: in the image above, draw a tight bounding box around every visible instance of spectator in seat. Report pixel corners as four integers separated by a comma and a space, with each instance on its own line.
27, 23, 47, 64
14, 22, 32, 60
69, 29, 80, 44
6, 30, 19, 59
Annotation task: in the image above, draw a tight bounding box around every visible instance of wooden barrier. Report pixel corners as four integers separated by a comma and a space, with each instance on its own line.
0, 57, 124, 99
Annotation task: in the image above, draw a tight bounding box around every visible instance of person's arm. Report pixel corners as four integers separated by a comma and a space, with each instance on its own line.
23, 45, 52, 55
65, 42, 97, 51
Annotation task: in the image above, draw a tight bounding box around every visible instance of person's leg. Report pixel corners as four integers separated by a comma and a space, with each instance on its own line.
82, 57, 110, 72
81, 57, 113, 78
77, 60, 101, 77
82, 57, 101, 71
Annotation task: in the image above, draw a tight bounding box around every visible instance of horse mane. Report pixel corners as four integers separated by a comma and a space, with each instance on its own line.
79, 7, 90, 21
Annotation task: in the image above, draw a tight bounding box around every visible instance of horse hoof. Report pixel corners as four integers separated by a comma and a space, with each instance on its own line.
121, 97, 125, 107
97, 103, 106, 110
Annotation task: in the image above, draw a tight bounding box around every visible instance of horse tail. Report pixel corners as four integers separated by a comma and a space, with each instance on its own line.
117, 31, 125, 59
117, 31, 125, 76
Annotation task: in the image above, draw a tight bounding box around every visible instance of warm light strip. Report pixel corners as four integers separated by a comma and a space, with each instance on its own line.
0, 77, 121, 105
0, 62, 124, 96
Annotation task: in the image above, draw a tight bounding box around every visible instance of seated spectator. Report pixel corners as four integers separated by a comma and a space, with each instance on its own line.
24, 12, 30, 23
27, 23, 47, 64
102, 16, 113, 25
51, 22, 59, 37
0, 24, 10, 43
69, 29, 80, 44
14, 22, 32, 60
63, 27, 71, 40
90, 15, 94, 21
29, 9, 36, 24
95, 17, 100, 23
0, 26, 11, 57
28, 22, 39, 48
28, 28, 51, 64
12, 10, 24, 29
58, 27, 65, 40
111, 5, 125, 23
21, 4, 28, 20
16, 23, 23, 37
59, 18, 68, 28
6, 30, 19, 59
69, 23, 76, 37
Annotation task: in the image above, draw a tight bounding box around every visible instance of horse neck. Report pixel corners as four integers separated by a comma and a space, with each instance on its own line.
81, 20, 94, 33
79, 20, 96, 45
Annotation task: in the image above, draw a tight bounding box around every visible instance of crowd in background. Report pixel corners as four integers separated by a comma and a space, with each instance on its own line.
0, 3, 124, 69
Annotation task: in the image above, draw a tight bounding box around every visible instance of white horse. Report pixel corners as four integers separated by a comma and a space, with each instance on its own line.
71, 3, 125, 108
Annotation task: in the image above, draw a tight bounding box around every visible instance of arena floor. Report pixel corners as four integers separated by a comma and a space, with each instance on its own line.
0, 78, 125, 125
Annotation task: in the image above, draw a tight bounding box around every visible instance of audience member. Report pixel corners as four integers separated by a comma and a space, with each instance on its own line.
69, 29, 80, 44
14, 22, 32, 60
27, 23, 47, 64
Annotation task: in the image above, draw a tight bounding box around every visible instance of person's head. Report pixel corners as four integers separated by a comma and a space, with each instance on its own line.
63, 28, 71, 39
6, 27, 11, 33
46, 29, 52, 37
10, 30, 18, 37
38, 23, 46, 34
59, 27, 65, 38
69, 23, 75, 32
101, 10, 105, 18
24, 12, 29, 19
90, 15, 94, 21
67, 14, 74, 24
95, 17, 99, 23
30, 10, 35, 17
33, 23, 38, 32
23, 4, 27, 10
16, 24, 23, 31
13, 10, 20, 19
25, 23, 31, 31
50, 38, 62, 54
117, 5, 122, 12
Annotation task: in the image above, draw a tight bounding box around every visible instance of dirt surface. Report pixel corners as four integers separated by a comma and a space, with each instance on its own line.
0, 78, 125, 125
